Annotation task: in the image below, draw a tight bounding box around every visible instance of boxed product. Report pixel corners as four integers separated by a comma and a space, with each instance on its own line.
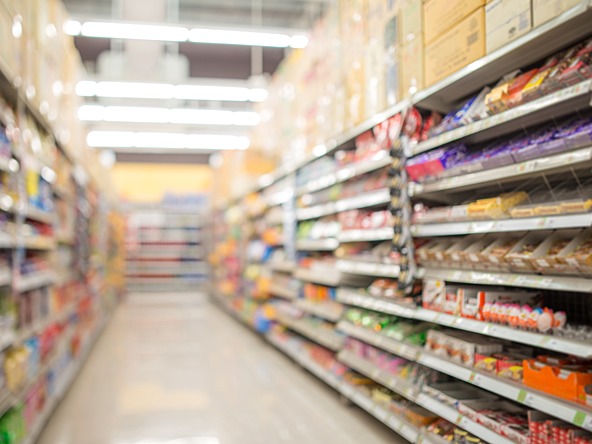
523, 359, 592, 403
460, 288, 540, 321
532, 0, 583, 27
443, 234, 484, 267
467, 192, 529, 220
505, 231, 551, 272
530, 230, 581, 273
400, 36, 424, 98
463, 235, 498, 268
424, 7, 486, 86
423, 0, 485, 43
426, 329, 504, 366
560, 229, 592, 274
400, 0, 423, 44
485, 0, 532, 53
480, 235, 526, 271
458, 399, 529, 443
421, 279, 459, 313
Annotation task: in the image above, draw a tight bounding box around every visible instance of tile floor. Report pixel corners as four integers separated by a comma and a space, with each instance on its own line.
37, 292, 405, 444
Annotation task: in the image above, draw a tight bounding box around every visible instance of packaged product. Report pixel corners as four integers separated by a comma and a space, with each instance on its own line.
505, 232, 551, 271
467, 192, 529, 220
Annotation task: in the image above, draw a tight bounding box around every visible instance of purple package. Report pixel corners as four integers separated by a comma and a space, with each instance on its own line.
422, 144, 468, 178
509, 134, 539, 162
561, 117, 592, 150
480, 144, 516, 169
528, 126, 568, 157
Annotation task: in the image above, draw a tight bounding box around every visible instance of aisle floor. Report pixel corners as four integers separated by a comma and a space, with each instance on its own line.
38, 292, 405, 444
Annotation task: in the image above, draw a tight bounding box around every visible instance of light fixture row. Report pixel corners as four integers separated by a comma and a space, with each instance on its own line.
76, 81, 268, 103
87, 131, 250, 151
78, 105, 261, 126
64, 20, 309, 48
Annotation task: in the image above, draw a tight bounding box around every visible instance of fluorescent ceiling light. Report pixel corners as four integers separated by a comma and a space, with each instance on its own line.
87, 131, 249, 150
78, 105, 260, 126
64, 20, 308, 48
97, 82, 175, 99
76, 81, 267, 102
80, 21, 188, 42
189, 28, 290, 47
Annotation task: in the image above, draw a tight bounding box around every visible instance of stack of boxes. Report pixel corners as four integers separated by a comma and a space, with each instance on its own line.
0, 0, 87, 162
248, 0, 587, 175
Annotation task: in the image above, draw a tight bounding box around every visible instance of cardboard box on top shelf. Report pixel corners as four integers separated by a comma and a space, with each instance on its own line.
401, 35, 424, 98
0, 3, 17, 76
364, 0, 387, 118
423, 0, 485, 44
532, 0, 582, 27
424, 7, 486, 87
486, 0, 532, 53
0, 0, 14, 15
400, 0, 423, 44
364, 43, 386, 118
383, 2, 401, 108
366, 0, 387, 42
19, 34, 38, 105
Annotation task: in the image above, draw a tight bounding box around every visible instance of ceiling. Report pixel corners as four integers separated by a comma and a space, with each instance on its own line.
62, 0, 330, 164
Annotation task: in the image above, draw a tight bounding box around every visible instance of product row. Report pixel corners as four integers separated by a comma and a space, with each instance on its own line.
417, 229, 592, 275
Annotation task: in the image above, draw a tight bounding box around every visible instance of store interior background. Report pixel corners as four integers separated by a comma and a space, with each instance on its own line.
63, 0, 327, 206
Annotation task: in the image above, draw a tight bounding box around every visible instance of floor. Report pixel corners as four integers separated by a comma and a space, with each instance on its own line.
37, 292, 405, 444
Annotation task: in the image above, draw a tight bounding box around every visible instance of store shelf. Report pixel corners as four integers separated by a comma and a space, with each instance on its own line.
294, 266, 373, 287
337, 322, 421, 361
126, 267, 207, 275
55, 231, 75, 245
15, 271, 55, 293
421, 267, 592, 294
415, 352, 592, 432
336, 288, 417, 318
267, 332, 419, 442
412, 213, 592, 237
410, 146, 592, 196
337, 289, 592, 357
295, 153, 392, 196
0, 193, 16, 215
21, 314, 110, 444
336, 259, 400, 278
275, 313, 344, 351
338, 319, 592, 432
412, 1, 592, 112
0, 232, 13, 249
0, 268, 11, 287
411, 79, 592, 156
268, 260, 296, 273
338, 227, 393, 243
296, 188, 390, 221
294, 299, 344, 322
296, 238, 339, 252
22, 236, 56, 250
337, 383, 419, 443
24, 207, 54, 225
338, 349, 515, 444
268, 283, 298, 300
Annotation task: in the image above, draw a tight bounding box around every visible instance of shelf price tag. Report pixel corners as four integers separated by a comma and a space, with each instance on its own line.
517, 389, 528, 403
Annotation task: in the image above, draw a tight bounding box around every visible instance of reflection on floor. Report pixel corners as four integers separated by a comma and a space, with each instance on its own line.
37, 292, 405, 444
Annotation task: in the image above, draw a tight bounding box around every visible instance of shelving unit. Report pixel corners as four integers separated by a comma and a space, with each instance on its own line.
125, 209, 206, 290
210, 3, 592, 442
0, 2, 127, 440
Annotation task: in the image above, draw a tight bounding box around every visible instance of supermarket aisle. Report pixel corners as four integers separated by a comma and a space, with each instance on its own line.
37, 292, 403, 444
